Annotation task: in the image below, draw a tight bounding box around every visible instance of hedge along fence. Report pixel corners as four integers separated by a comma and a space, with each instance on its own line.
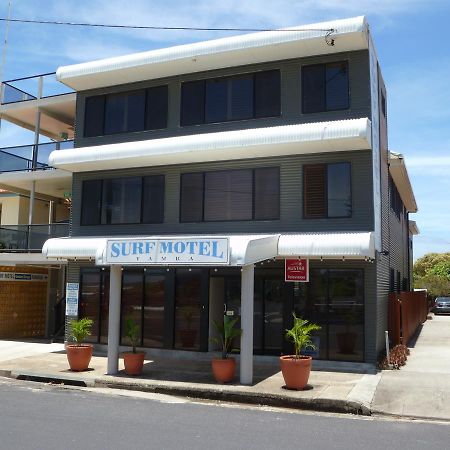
388, 291, 428, 346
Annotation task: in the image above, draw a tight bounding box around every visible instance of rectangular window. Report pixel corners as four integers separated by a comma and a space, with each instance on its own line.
181, 70, 281, 126
181, 80, 205, 126
142, 175, 165, 223
254, 167, 280, 220
81, 175, 165, 226
146, 85, 168, 130
84, 96, 105, 138
180, 173, 204, 222
302, 61, 349, 114
180, 168, 280, 222
104, 90, 146, 134
204, 169, 253, 221
303, 163, 351, 218
81, 179, 102, 225
84, 86, 168, 137
101, 177, 142, 224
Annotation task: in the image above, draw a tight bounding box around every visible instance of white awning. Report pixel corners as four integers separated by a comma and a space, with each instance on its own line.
43, 235, 280, 267
43, 231, 375, 265
389, 152, 418, 213
56, 16, 368, 91
49, 119, 372, 172
278, 232, 375, 259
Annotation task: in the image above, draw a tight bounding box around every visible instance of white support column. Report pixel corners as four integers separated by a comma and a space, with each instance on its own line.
107, 265, 122, 375
240, 264, 254, 385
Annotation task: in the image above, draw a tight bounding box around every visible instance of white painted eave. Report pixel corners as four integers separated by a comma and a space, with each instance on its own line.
278, 232, 375, 259
389, 152, 418, 213
0, 252, 67, 265
56, 16, 368, 91
49, 118, 372, 172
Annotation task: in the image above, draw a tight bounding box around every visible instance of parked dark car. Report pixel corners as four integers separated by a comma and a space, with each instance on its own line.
434, 297, 450, 314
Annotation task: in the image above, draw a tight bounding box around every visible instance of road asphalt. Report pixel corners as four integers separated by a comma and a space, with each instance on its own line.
0, 314, 449, 420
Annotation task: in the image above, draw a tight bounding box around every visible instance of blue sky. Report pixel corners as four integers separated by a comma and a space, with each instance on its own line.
0, 0, 449, 260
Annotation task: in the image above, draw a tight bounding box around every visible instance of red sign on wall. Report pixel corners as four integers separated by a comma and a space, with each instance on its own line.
285, 259, 309, 282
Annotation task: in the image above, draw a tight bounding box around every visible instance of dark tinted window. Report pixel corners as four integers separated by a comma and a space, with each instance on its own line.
302, 62, 349, 113
204, 169, 253, 221
302, 65, 325, 114
254, 167, 280, 220
327, 163, 351, 217
84, 96, 105, 137
230, 76, 253, 120
104, 90, 146, 134
142, 175, 165, 223
180, 173, 204, 222
181, 70, 280, 126
181, 80, 205, 126
146, 85, 168, 130
84, 86, 167, 137
81, 179, 102, 225
101, 177, 142, 224
326, 62, 349, 110
304, 163, 351, 218
205, 79, 228, 123
255, 70, 281, 118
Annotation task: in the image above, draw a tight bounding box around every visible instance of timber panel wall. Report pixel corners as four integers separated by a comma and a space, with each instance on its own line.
0, 266, 48, 339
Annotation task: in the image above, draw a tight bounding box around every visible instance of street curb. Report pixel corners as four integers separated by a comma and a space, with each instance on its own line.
370, 409, 450, 423
1, 370, 372, 416
94, 378, 371, 416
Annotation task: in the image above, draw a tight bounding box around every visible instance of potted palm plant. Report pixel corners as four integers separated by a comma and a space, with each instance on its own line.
66, 317, 94, 371
122, 318, 146, 376
280, 313, 321, 390
210, 315, 242, 383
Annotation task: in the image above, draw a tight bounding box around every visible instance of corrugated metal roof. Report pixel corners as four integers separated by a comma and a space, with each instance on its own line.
49, 118, 372, 172
43, 231, 375, 265
56, 16, 368, 91
278, 232, 375, 259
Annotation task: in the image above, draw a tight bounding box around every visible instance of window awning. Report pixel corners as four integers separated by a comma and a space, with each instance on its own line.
56, 16, 368, 91
278, 232, 375, 259
42, 235, 280, 267
43, 231, 375, 265
49, 119, 372, 172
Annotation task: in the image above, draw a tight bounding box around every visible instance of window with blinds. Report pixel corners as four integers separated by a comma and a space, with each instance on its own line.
181, 70, 281, 126
180, 167, 280, 222
303, 163, 351, 218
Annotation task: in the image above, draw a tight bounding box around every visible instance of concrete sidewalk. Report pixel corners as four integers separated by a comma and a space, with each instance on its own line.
0, 345, 379, 416
2, 315, 449, 420
372, 314, 450, 421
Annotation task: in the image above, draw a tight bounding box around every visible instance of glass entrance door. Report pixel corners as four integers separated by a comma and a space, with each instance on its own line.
254, 277, 285, 355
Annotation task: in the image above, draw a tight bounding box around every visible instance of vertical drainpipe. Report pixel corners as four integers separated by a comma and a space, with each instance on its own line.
240, 264, 255, 385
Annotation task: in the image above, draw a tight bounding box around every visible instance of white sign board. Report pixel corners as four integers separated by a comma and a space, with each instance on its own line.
65, 282, 79, 316
105, 238, 230, 265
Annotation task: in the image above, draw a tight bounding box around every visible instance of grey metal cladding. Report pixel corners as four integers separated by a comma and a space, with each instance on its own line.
74, 50, 370, 147
70, 150, 374, 237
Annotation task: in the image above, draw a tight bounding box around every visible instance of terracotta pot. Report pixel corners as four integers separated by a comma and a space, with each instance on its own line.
280, 355, 312, 390
66, 344, 93, 371
211, 357, 236, 383
123, 352, 146, 376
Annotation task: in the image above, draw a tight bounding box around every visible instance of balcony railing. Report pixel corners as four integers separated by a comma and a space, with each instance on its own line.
0, 223, 69, 252
1, 72, 74, 105
0, 140, 74, 173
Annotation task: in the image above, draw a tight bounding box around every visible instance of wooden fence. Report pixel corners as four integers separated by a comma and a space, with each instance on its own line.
388, 291, 428, 346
